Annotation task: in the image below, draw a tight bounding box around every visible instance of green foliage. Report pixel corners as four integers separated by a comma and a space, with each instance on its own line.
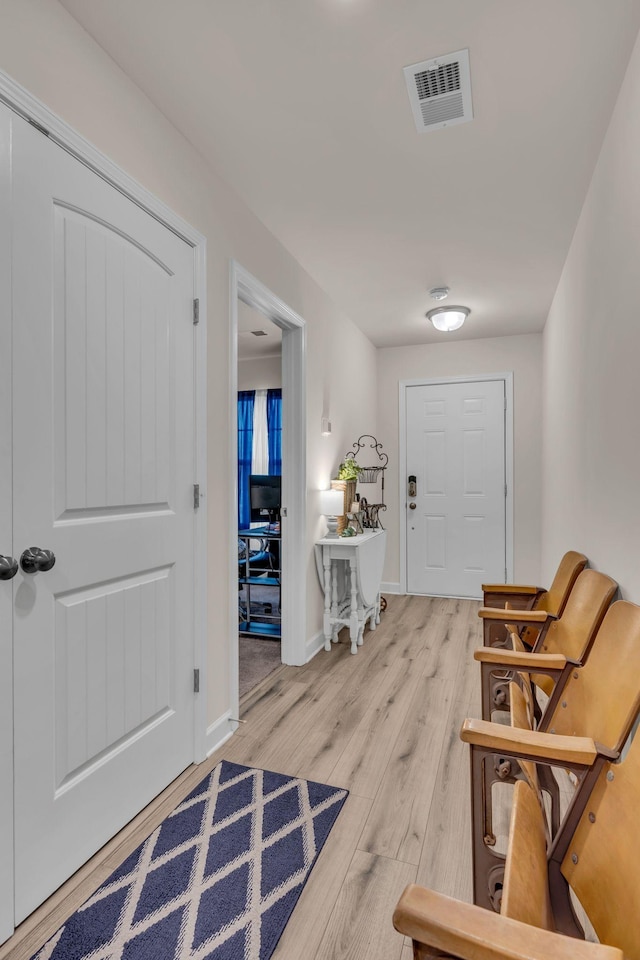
336, 459, 362, 481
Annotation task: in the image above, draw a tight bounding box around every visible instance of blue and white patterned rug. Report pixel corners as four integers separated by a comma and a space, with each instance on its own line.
32, 760, 348, 960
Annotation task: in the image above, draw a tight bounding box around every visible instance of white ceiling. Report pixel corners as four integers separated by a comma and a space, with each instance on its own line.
59, 0, 640, 347
237, 301, 282, 360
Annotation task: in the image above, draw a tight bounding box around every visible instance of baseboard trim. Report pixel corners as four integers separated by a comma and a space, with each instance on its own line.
381, 582, 402, 595
205, 711, 236, 758
305, 630, 326, 663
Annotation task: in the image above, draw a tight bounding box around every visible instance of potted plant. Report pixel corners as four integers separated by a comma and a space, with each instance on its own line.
336, 459, 362, 481
331, 459, 361, 534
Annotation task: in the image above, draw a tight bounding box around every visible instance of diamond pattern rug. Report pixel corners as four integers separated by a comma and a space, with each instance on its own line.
32, 761, 348, 960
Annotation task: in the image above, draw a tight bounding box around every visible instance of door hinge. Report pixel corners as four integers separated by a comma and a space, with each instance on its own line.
193, 668, 200, 693
504, 483, 507, 498
193, 298, 200, 325
193, 483, 200, 509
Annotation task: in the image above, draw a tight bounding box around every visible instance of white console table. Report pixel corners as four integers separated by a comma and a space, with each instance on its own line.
314, 529, 386, 654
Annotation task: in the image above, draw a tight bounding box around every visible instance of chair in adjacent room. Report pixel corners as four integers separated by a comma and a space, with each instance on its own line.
238, 536, 279, 622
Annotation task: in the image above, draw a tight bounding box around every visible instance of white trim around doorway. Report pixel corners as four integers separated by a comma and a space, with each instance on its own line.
398, 373, 514, 596
229, 261, 307, 727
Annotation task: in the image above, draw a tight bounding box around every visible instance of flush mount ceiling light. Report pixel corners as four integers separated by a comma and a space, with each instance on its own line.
426, 305, 470, 332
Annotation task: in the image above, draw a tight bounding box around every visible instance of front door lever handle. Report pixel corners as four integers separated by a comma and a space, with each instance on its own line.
0, 555, 19, 580
20, 547, 56, 574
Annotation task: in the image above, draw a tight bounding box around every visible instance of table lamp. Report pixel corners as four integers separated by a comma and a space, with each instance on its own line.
320, 488, 344, 538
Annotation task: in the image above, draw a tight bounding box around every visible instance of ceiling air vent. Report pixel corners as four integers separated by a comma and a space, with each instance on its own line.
251, 330, 268, 336
403, 48, 473, 134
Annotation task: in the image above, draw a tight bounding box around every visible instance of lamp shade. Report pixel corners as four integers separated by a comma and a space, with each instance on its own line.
320, 488, 344, 517
426, 305, 470, 332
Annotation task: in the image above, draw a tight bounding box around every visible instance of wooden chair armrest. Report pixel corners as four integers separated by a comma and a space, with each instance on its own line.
459, 718, 598, 765
482, 583, 541, 596
474, 648, 568, 671
393, 885, 623, 960
478, 608, 554, 624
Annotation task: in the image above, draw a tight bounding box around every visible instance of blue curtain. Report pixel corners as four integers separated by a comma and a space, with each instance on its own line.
267, 389, 282, 477
237, 391, 255, 529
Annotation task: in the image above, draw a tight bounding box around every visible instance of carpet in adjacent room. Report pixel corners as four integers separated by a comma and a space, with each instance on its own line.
239, 636, 282, 698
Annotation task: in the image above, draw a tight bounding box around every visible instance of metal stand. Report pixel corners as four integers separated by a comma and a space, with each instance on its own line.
344, 434, 388, 529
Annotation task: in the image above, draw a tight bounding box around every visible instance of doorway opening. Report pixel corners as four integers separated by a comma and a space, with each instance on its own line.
237, 303, 283, 696
229, 263, 306, 714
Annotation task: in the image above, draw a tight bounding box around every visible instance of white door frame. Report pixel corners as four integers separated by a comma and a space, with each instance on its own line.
0, 100, 14, 947
0, 69, 208, 944
229, 261, 307, 713
399, 373, 514, 596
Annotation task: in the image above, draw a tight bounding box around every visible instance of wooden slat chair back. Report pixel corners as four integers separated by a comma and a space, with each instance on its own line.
508, 675, 539, 796
500, 779, 552, 930
464, 598, 640, 914
519, 550, 591, 650
481, 550, 587, 648
393, 731, 640, 960
542, 598, 640, 746
540, 550, 590, 616
503, 727, 640, 956
561, 726, 640, 957
477, 569, 617, 722
533, 569, 617, 694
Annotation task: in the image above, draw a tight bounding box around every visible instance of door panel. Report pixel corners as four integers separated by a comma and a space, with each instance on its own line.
12, 116, 195, 922
406, 380, 506, 598
54, 204, 175, 515
424, 431, 445, 492
53, 566, 172, 790
425, 515, 446, 568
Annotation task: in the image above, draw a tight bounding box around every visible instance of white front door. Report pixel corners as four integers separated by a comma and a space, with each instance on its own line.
10, 115, 196, 922
405, 379, 506, 598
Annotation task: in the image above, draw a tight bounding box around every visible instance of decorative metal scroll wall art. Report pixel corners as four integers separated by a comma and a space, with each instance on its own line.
344, 435, 388, 530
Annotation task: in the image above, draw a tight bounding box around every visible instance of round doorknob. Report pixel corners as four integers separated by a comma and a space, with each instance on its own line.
409, 502, 417, 510
0, 555, 19, 580
20, 547, 56, 574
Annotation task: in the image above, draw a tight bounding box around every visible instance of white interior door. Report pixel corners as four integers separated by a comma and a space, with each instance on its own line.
406, 379, 506, 598
11, 115, 196, 922
0, 103, 14, 944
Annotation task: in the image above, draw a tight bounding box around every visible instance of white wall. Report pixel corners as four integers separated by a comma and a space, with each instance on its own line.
377, 334, 543, 589
237, 355, 282, 391
542, 29, 640, 601
0, 0, 377, 731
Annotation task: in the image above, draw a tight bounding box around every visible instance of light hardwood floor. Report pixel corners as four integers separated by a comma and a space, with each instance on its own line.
1, 594, 483, 960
